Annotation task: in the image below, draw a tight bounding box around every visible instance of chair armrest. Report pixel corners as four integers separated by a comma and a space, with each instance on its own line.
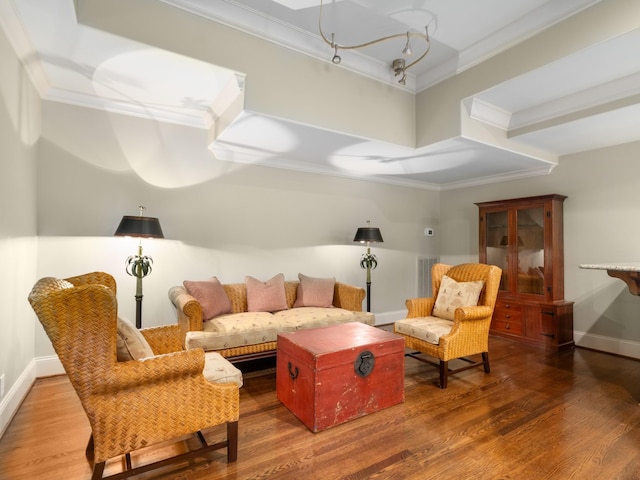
439, 306, 494, 352
405, 297, 435, 318
100, 349, 206, 393
141, 324, 184, 355
333, 282, 365, 311
453, 305, 493, 322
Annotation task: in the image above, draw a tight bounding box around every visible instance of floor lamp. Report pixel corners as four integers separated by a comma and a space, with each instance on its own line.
353, 221, 383, 313
114, 206, 164, 328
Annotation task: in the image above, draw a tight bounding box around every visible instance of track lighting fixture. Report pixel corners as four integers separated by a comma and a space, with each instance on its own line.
318, 0, 431, 85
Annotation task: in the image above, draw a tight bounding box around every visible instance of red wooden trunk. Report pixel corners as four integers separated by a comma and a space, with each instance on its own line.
276, 322, 405, 432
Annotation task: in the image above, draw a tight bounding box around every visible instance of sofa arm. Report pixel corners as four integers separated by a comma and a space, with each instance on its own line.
168, 286, 204, 344
333, 282, 365, 312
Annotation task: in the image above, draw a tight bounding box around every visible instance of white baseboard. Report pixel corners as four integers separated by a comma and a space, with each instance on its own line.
35, 355, 64, 377
0, 356, 64, 439
0, 359, 36, 439
574, 330, 640, 359
373, 310, 406, 326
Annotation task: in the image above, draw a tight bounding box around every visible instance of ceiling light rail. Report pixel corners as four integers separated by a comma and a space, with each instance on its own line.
318, 0, 431, 85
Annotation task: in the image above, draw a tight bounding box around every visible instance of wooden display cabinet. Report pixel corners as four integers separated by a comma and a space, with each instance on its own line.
476, 194, 574, 350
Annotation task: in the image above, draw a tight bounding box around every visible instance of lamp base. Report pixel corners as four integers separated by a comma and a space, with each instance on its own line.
365, 281, 371, 313
135, 294, 142, 328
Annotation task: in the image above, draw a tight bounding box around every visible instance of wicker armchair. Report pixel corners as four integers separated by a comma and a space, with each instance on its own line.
28, 272, 240, 480
394, 263, 502, 388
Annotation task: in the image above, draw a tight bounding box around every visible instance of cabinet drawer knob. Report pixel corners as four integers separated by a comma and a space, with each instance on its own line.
505, 323, 510, 329
505, 314, 510, 319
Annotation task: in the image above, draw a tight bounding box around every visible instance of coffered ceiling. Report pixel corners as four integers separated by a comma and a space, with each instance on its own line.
3, 0, 640, 189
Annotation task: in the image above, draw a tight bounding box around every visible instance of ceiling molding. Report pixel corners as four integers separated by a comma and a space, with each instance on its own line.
469, 98, 512, 130
158, 0, 418, 91
0, 1, 51, 97
509, 72, 640, 131
456, 0, 602, 74
437, 165, 556, 191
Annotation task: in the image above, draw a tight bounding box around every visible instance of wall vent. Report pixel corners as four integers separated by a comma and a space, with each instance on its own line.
416, 256, 439, 298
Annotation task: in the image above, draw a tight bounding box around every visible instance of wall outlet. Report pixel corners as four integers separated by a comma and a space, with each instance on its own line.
0, 373, 5, 399
424, 227, 434, 237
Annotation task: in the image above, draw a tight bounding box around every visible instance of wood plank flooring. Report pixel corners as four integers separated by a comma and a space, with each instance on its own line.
2, 337, 640, 479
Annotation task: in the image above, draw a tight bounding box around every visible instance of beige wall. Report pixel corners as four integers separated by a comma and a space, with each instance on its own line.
0, 24, 40, 434
439, 142, 640, 352
32, 98, 440, 357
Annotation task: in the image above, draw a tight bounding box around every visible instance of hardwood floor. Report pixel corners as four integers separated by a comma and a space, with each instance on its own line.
2, 337, 640, 479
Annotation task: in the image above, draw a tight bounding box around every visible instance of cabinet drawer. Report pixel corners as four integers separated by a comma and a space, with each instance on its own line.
492, 317, 524, 335
494, 300, 522, 314
492, 301, 523, 335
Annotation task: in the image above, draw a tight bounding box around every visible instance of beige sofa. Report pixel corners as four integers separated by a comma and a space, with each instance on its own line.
169, 277, 375, 361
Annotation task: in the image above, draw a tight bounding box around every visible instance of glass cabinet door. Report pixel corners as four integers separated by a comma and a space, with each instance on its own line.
516, 207, 545, 295
486, 211, 508, 290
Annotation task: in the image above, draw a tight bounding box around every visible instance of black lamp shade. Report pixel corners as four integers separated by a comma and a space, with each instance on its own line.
114, 216, 164, 239
353, 227, 383, 243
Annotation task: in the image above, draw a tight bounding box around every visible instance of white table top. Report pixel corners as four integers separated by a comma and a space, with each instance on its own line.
579, 263, 640, 272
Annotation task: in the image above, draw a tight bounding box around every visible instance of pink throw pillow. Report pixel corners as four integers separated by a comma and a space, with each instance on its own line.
245, 273, 288, 312
183, 277, 232, 320
294, 273, 335, 307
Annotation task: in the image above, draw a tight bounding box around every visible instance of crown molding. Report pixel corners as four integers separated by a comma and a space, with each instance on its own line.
437, 164, 556, 191
0, 1, 51, 97
158, 0, 418, 92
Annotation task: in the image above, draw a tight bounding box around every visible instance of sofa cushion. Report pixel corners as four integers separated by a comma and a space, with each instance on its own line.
116, 315, 154, 361
394, 316, 454, 345
185, 308, 375, 352
294, 273, 336, 308
203, 351, 243, 387
432, 275, 484, 320
245, 273, 288, 312
274, 307, 375, 328
183, 276, 232, 320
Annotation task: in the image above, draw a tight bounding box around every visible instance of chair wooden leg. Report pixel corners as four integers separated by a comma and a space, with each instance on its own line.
439, 360, 448, 389
227, 421, 238, 463
482, 352, 491, 373
86, 434, 95, 459
91, 461, 105, 480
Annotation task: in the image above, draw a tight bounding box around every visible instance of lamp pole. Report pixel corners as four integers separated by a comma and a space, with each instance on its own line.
364, 241, 373, 313
354, 221, 383, 313
126, 241, 152, 328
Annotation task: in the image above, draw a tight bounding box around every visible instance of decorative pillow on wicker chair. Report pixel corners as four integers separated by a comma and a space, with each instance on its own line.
293, 273, 335, 307
184, 276, 232, 320
116, 316, 154, 361
432, 275, 484, 320
245, 273, 288, 312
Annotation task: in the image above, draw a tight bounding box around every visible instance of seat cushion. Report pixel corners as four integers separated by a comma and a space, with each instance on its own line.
395, 316, 454, 345
185, 308, 376, 351
274, 307, 375, 329
203, 351, 243, 387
